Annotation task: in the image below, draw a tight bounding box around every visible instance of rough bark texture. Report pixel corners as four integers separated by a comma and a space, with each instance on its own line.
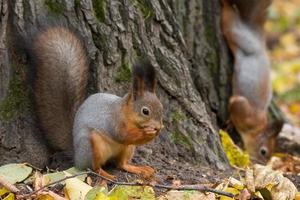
0, 0, 233, 169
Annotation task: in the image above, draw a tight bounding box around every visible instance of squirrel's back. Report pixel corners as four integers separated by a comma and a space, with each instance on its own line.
31, 27, 88, 151
73, 93, 123, 169
221, 0, 272, 110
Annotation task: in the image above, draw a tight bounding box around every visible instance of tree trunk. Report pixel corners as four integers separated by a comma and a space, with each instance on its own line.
0, 0, 232, 170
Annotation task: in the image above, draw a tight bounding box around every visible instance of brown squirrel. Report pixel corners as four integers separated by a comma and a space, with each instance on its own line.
221, 0, 283, 161
30, 27, 163, 179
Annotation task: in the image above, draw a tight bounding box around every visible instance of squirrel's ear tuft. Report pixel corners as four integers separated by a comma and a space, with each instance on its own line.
267, 120, 284, 138
131, 58, 157, 99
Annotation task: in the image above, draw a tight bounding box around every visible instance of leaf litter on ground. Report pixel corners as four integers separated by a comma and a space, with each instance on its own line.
0, 160, 298, 199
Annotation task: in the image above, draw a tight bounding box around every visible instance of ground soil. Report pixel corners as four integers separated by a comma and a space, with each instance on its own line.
49, 138, 300, 193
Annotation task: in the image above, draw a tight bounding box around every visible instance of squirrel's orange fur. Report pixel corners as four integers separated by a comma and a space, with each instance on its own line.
221, 0, 283, 161
29, 27, 163, 179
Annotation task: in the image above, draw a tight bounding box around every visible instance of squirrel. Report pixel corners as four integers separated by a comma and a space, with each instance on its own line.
29, 27, 163, 179
221, 0, 283, 161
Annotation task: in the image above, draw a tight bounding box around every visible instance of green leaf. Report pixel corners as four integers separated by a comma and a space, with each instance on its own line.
85, 187, 108, 200
0, 163, 32, 184
44, 167, 87, 185
108, 185, 155, 200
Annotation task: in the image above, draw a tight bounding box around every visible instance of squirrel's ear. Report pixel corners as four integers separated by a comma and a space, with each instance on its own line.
267, 120, 284, 138
131, 59, 156, 99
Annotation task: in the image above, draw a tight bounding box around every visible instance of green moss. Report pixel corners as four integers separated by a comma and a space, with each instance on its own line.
45, 0, 64, 15
0, 75, 32, 121
130, 0, 153, 19
75, 0, 81, 7
170, 128, 193, 150
92, 0, 106, 22
207, 51, 219, 75
171, 110, 184, 122
170, 110, 192, 150
115, 63, 132, 83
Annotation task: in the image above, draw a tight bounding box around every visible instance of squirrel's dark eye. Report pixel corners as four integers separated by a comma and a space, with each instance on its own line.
141, 106, 150, 116
259, 147, 268, 157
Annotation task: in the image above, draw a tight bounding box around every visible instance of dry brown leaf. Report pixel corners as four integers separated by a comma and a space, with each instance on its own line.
86, 176, 92, 186
245, 168, 255, 193
33, 171, 44, 190
238, 189, 251, 200
295, 193, 300, 200
268, 154, 300, 173
249, 164, 297, 200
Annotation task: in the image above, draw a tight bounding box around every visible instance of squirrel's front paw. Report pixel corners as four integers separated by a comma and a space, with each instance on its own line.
119, 164, 155, 179
138, 166, 155, 178
96, 168, 116, 181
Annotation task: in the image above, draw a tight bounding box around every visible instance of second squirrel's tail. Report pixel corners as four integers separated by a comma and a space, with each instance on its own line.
30, 27, 88, 151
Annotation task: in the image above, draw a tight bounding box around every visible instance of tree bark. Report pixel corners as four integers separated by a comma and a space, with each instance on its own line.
0, 0, 232, 169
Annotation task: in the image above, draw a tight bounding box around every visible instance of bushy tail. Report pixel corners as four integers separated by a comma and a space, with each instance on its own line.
30, 27, 88, 151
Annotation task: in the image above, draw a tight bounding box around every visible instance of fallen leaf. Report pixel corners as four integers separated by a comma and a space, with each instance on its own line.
0, 187, 9, 196
268, 154, 300, 173
108, 185, 155, 200
220, 187, 239, 200
84, 187, 107, 200
228, 177, 244, 190
219, 130, 250, 168
0, 163, 32, 184
238, 189, 251, 200
246, 164, 298, 200
295, 192, 300, 200
3, 193, 14, 200
245, 168, 255, 193
157, 190, 215, 200
64, 172, 92, 200
44, 167, 87, 185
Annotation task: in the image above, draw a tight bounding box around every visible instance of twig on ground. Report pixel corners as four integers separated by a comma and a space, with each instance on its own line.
19, 172, 89, 199
24, 162, 43, 171
0, 175, 20, 193
19, 170, 235, 199
87, 170, 235, 198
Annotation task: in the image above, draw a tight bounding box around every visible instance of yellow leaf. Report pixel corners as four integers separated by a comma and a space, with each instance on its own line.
0, 187, 9, 196
289, 103, 300, 114
219, 130, 250, 168
228, 177, 244, 191
64, 172, 92, 200
3, 193, 14, 200
220, 187, 239, 200
36, 194, 54, 200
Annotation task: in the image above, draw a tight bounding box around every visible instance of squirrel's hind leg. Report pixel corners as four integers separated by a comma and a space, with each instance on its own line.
89, 132, 116, 180
116, 145, 155, 179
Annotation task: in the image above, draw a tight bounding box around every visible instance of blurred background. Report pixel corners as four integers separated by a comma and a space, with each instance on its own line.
267, 0, 300, 126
